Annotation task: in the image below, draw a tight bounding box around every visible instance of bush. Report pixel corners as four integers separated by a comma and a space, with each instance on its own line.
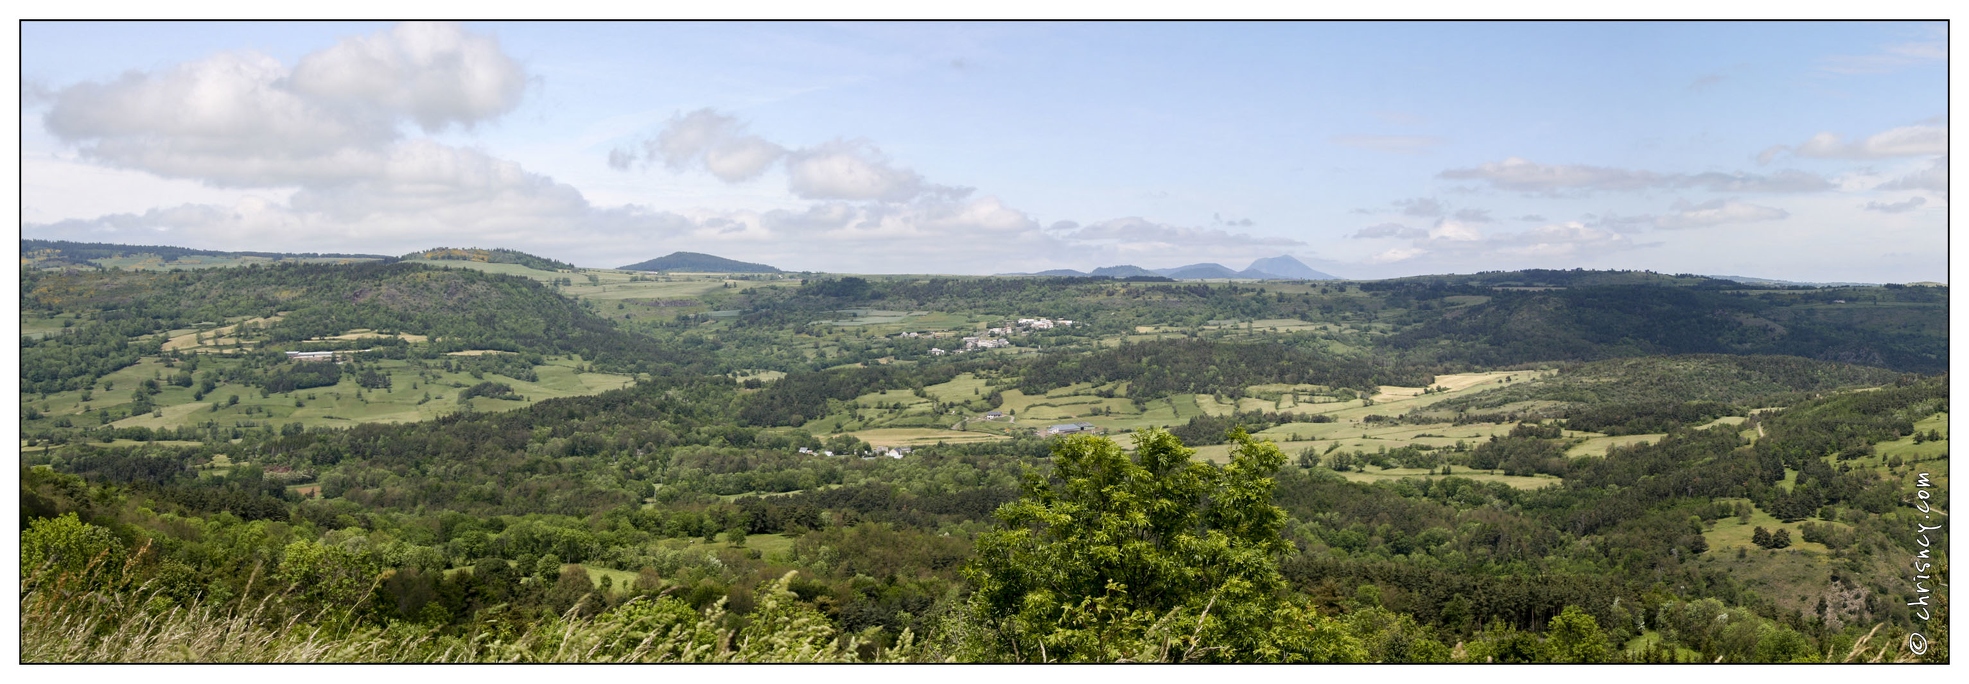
21, 513, 125, 587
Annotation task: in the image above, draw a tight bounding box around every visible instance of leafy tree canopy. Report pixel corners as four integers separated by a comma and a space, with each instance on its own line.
963, 428, 1363, 662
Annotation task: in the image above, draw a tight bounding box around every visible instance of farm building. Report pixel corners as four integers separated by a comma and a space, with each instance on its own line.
1045, 422, 1100, 436
285, 350, 337, 363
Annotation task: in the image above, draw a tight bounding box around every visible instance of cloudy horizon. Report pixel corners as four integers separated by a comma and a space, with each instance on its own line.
20, 21, 1948, 281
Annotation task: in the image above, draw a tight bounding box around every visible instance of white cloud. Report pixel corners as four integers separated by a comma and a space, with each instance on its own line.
1876, 156, 1947, 194
39, 22, 525, 189
1425, 219, 1482, 242
1485, 223, 1634, 259
1393, 197, 1444, 217
784, 139, 949, 203
43, 51, 391, 186
1863, 197, 1927, 214
624, 108, 787, 182
1653, 199, 1788, 230
614, 110, 967, 203
1352, 219, 1642, 268
1438, 157, 1834, 195
1369, 247, 1424, 263
704, 136, 787, 183
1438, 157, 1660, 193
288, 21, 527, 132
1794, 125, 1946, 159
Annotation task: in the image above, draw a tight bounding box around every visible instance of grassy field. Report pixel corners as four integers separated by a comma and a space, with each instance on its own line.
1566, 433, 1665, 457
850, 427, 1008, 447
23, 354, 634, 433
1702, 498, 1838, 554
922, 373, 991, 403
1331, 467, 1561, 490
20, 313, 81, 340
160, 314, 287, 351
82, 255, 384, 271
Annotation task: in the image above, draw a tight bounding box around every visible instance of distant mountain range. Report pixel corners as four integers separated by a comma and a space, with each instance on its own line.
1007, 254, 1338, 280
21, 239, 392, 269
1703, 274, 1885, 288
619, 251, 782, 273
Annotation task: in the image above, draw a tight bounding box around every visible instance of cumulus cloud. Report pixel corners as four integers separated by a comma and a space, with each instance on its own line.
1584, 212, 1658, 234
1211, 212, 1254, 227
1330, 134, 1445, 154
1483, 223, 1636, 259
1876, 156, 1947, 194
1426, 219, 1483, 242
614, 108, 787, 182
1438, 157, 1834, 195
1394, 197, 1445, 217
1863, 196, 1927, 214
1438, 157, 1661, 193
785, 139, 964, 203
1754, 145, 1789, 165
1452, 208, 1493, 223
1359, 220, 1638, 265
40, 22, 523, 189
23, 22, 1356, 275
612, 109, 969, 203
1794, 125, 1946, 159
1369, 247, 1425, 263
1652, 199, 1789, 230
43, 51, 391, 186
288, 21, 527, 132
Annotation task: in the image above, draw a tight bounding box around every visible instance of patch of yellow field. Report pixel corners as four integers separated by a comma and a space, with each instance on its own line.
1373, 370, 1532, 401
160, 314, 286, 351
852, 427, 1008, 447
109, 401, 216, 429
316, 329, 429, 343
1335, 468, 1562, 490
1566, 433, 1664, 457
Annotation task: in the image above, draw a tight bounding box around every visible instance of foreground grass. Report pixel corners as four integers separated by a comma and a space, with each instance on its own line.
22, 574, 912, 663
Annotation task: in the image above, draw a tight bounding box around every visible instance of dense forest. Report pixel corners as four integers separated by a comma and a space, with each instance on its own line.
17, 255, 1949, 663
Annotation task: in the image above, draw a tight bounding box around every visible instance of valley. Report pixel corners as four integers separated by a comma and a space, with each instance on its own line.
18, 240, 1950, 664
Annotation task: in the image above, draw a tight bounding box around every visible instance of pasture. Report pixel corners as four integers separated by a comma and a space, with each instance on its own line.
22, 354, 635, 433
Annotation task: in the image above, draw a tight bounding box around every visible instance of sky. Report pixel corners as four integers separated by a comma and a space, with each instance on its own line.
17, 21, 1950, 281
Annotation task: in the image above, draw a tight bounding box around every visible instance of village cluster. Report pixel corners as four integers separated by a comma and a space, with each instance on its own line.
798, 445, 914, 459
899, 317, 1075, 356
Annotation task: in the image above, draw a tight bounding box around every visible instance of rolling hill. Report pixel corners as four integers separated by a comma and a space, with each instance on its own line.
618, 252, 782, 273
402, 247, 576, 272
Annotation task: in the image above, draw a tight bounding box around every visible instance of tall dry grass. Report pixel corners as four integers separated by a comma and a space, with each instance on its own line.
21, 568, 917, 663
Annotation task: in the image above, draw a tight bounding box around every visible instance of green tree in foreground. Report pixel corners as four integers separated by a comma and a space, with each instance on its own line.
1544, 605, 1611, 663
961, 428, 1364, 662
21, 513, 126, 588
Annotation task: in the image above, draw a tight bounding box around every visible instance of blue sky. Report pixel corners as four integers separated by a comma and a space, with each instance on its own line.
20, 21, 1948, 280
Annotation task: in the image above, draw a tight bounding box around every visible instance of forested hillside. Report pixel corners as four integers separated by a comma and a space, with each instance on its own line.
403, 247, 577, 272
19, 260, 1948, 663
